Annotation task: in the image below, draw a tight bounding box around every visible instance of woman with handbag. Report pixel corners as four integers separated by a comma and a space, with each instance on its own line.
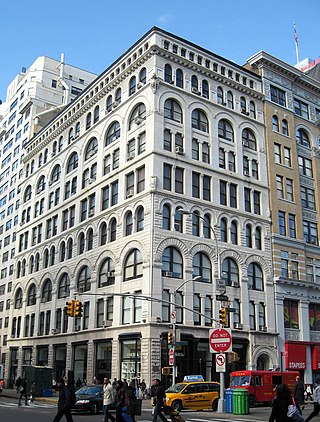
269, 383, 304, 422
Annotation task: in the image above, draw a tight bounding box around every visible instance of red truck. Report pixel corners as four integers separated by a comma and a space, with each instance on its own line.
230, 370, 299, 407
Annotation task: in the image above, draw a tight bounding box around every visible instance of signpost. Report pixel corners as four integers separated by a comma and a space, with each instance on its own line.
215, 353, 226, 372
209, 328, 232, 354
169, 347, 175, 366
216, 294, 228, 301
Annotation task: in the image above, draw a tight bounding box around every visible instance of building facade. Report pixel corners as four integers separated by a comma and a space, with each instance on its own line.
247, 52, 320, 383
5, 28, 278, 387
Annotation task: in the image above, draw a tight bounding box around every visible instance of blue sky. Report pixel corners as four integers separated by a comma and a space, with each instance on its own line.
0, 0, 319, 102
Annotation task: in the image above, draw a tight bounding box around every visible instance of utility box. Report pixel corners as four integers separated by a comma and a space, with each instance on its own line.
23, 366, 54, 397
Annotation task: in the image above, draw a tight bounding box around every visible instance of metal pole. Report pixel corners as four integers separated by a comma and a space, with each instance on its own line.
172, 290, 176, 386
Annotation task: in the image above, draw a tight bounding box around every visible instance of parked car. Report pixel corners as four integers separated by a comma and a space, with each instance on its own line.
73, 385, 104, 414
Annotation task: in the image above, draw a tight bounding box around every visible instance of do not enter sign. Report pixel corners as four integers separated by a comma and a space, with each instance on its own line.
209, 328, 232, 353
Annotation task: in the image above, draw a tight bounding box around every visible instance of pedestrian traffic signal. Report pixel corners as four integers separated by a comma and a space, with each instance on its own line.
168, 332, 174, 346
74, 300, 83, 317
66, 300, 75, 317
219, 308, 227, 326
162, 367, 173, 375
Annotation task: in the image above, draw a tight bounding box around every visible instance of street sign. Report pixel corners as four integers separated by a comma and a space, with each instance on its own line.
209, 328, 232, 353
215, 353, 226, 372
216, 294, 228, 301
171, 311, 176, 321
227, 308, 236, 313
169, 347, 175, 365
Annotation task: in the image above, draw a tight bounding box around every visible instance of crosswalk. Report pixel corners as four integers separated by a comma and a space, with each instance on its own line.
0, 400, 57, 409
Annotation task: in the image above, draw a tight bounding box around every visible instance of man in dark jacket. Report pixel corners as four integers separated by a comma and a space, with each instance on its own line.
294, 376, 305, 410
151, 378, 167, 422
18, 378, 28, 406
52, 378, 73, 422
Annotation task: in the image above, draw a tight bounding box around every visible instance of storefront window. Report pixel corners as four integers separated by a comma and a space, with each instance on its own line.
37, 346, 48, 366
54, 345, 66, 380
95, 341, 112, 383
22, 348, 32, 366
73, 343, 88, 384
309, 303, 320, 331
284, 300, 299, 329
120, 338, 141, 382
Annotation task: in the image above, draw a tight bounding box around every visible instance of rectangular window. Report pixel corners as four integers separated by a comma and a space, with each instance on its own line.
309, 303, 320, 331
192, 172, 200, 198
278, 211, 286, 235
102, 186, 110, 210
291, 260, 299, 280
122, 296, 131, 324
229, 183, 237, 208
203, 175, 211, 201
286, 179, 294, 201
298, 156, 313, 177
294, 98, 309, 119
289, 214, 296, 238
136, 166, 145, 193
193, 294, 201, 325
220, 180, 227, 205
276, 175, 284, 198
175, 167, 184, 194
244, 188, 251, 212
163, 163, 172, 191
284, 147, 291, 167
274, 143, 281, 164
253, 191, 261, 215
219, 148, 226, 169
301, 186, 315, 210
249, 301, 256, 330
111, 181, 118, 206
202, 142, 210, 163
284, 299, 299, 329
270, 85, 286, 107
303, 220, 318, 245
281, 250, 289, 277
205, 296, 212, 326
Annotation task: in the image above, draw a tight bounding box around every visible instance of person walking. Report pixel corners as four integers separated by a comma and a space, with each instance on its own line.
150, 378, 167, 422
125, 380, 137, 422
305, 378, 320, 422
306, 384, 313, 402
114, 380, 125, 422
294, 376, 305, 410
269, 383, 303, 422
18, 378, 28, 406
103, 377, 115, 422
52, 378, 74, 422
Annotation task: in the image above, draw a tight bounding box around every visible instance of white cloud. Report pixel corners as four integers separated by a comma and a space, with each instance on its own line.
158, 14, 172, 24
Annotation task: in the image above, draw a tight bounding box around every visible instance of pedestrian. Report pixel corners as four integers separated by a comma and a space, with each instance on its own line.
52, 378, 74, 422
139, 379, 146, 399
269, 383, 303, 422
75, 378, 82, 389
15, 376, 22, 393
18, 378, 28, 406
125, 380, 137, 422
306, 384, 313, 402
29, 381, 36, 404
150, 378, 167, 422
294, 376, 305, 410
114, 380, 125, 422
305, 377, 320, 422
103, 377, 115, 422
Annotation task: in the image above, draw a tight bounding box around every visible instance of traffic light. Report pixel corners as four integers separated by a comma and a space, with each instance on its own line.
162, 366, 173, 375
74, 300, 83, 317
168, 332, 174, 346
66, 300, 75, 317
219, 308, 227, 326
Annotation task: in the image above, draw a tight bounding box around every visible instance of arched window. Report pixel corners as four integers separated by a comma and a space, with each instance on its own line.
35, 253, 40, 272
106, 95, 113, 112
21, 259, 26, 276
139, 67, 147, 84
52, 142, 57, 157
42, 279, 52, 302
282, 119, 289, 136
174, 207, 183, 233
218, 119, 234, 142
87, 228, 93, 250
248, 262, 263, 290
272, 115, 279, 132
100, 222, 107, 245
109, 218, 117, 242
129, 76, 136, 96
29, 256, 34, 275
51, 164, 61, 183
222, 257, 239, 287
85, 137, 98, 160
78, 232, 85, 254
15, 288, 23, 309
230, 220, 238, 244
43, 249, 49, 269
242, 128, 257, 150
125, 211, 133, 236
17, 261, 21, 278
115, 88, 121, 104
38, 153, 43, 167
99, 258, 115, 287
77, 266, 91, 292
36, 176, 46, 193
58, 136, 64, 152
164, 99, 183, 123
192, 109, 208, 132
162, 204, 171, 230
202, 80, 209, 99
67, 238, 73, 259
246, 224, 253, 248
93, 105, 100, 124
176, 69, 183, 88
58, 273, 70, 298
240, 96, 247, 113
203, 213, 211, 239
296, 128, 310, 147
255, 227, 262, 250
75, 122, 80, 137
191, 75, 198, 90
192, 211, 200, 237
217, 87, 224, 104
26, 163, 30, 177
220, 218, 227, 242
68, 128, 74, 144
162, 246, 182, 278
27, 284, 36, 306
66, 152, 79, 173
44, 148, 48, 163
60, 241, 66, 262
50, 245, 55, 266
86, 112, 92, 130
249, 101, 256, 118
128, 103, 146, 130
227, 91, 234, 109
124, 249, 143, 281
31, 159, 35, 173
24, 185, 32, 202
164, 64, 173, 83
193, 252, 212, 282
105, 121, 120, 146
136, 206, 144, 232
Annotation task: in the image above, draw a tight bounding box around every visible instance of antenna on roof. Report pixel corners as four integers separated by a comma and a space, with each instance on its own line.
293, 23, 300, 65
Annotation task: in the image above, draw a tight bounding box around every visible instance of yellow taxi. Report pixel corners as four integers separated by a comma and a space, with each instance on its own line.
165, 376, 220, 411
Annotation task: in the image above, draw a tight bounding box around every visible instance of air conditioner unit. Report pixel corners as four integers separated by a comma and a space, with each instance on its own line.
244, 170, 250, 176
259, 325, 267, 332
234, 323, 243, 330
243, 140, 249, 147
175, 146, 184, 154
191, 87, 200, 95
102, 320, 112, 327
88, 210, 94, 217
75, 326, 81, 332
127, 152, 135, 160
232, 281, 239, 288
126, 189, 134, 198
134, 116, 143, 125
163, 271, 173, 277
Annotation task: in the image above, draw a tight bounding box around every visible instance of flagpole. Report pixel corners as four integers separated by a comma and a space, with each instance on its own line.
293, 23, 299, 65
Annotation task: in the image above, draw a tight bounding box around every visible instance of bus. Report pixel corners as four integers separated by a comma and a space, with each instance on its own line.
230, 370, 299, 407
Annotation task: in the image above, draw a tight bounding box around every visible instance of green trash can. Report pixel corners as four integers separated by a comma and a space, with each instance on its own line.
232, 388, 249, 415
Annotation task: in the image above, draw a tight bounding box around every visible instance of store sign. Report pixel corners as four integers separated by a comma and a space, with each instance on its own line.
285, 343, 306, 370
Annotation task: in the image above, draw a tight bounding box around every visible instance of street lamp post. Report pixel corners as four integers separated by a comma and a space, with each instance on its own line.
178, 209, 226, 413
172, 275, 202, 385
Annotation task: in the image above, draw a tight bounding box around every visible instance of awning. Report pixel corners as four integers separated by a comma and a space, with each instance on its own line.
285, 342, 306, 370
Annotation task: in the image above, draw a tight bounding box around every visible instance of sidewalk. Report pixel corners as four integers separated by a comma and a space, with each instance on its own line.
1, 388, 58, 403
